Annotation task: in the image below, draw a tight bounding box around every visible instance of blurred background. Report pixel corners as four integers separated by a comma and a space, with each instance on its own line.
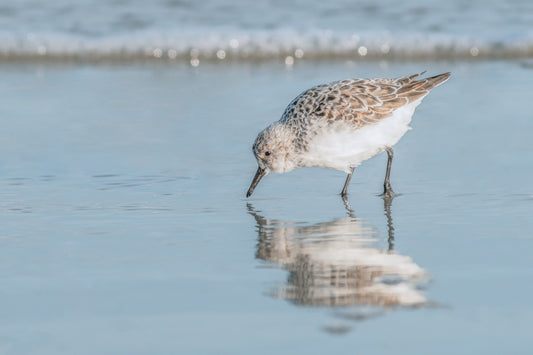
1, 0, 533, 63
0, 1, 532, 354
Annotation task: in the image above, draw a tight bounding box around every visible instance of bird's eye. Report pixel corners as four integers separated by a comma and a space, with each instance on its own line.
265, 151, 271, 156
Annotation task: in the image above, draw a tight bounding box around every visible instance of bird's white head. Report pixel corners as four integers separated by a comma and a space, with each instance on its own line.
246, 123, 297, 197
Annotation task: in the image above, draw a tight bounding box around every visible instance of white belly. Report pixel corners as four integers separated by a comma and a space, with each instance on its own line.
301, 99, 423, 173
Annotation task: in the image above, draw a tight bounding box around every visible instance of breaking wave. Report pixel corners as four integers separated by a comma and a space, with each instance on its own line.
1, 30, 533, 63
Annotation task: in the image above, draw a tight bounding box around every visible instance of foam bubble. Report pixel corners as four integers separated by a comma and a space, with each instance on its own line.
216, 49, 226, 59
284, 55, 294, 66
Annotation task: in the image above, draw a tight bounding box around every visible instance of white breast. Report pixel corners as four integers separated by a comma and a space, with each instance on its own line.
300, 98, 424, 173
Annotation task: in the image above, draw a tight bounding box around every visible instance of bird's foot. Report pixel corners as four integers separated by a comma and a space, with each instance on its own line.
381, 184, 395, 199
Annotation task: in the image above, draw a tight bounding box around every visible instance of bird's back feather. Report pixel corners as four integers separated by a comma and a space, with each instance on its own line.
280, 72, 450, 129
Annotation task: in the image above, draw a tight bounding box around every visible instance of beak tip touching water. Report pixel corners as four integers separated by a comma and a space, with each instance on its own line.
246, 185, 254, 198
246, 167, 266, 198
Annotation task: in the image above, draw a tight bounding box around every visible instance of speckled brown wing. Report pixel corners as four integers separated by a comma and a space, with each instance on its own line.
280, 72, 450, 129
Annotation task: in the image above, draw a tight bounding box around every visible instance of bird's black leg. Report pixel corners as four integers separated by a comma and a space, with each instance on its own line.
341, 167, 355, 197
383, 147, 394, 197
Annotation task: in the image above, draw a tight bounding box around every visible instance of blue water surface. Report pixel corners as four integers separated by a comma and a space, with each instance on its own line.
0, 60, 532, 354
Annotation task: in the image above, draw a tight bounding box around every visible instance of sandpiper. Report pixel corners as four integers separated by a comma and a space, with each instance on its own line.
246, 72, 450, 197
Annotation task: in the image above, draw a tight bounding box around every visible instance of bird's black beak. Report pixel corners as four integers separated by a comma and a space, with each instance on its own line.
246, 167, 266, 197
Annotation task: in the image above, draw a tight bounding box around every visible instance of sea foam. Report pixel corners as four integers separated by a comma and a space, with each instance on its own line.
1, 29, 532, 63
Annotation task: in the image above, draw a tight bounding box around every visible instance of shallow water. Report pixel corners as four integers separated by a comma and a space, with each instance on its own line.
0, 60, 532, 354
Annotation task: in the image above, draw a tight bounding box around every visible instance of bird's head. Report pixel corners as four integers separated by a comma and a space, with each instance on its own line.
246, 123, 296, 197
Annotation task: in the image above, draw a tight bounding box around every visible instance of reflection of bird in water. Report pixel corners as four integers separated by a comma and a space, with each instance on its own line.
248, 198, 428, 308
